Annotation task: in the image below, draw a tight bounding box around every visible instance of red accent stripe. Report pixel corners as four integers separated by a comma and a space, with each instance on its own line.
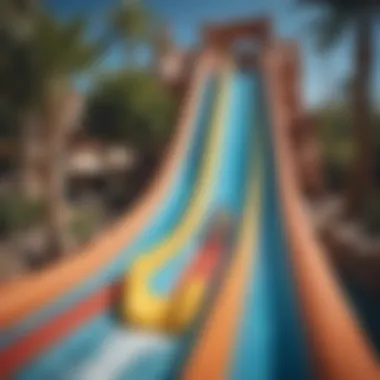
177, 237, 224, 289
0, 283, 121, 379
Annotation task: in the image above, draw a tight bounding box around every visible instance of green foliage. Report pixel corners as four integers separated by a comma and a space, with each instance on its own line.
36, 14, 101, 75
112, 1, 154, 44
0, 9, 103, 141
314, 105, 354, 190
314, 105, 380, 191
363, 192, 380, 236
30, 12, 103, 103
315, 105, 355, 162
0, 0, 36, 41
85, 71, 176, 151
0, 8, 38, 136
305, 1, 380, 51
69, 209, 99, 244
0, 194, 44, 235
0, 0, 157, 138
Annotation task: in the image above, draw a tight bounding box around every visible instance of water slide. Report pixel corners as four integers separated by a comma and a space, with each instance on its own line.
179, 66, 310, 380
0, 53, 213, 377
181, 45, 379, 380
1, 45, 380, 380
0, 55, 253, 379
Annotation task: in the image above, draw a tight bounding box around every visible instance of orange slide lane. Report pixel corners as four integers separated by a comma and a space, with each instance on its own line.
263, 44, 380, 379
182, 157, 261, 380
0, 53, 215, 329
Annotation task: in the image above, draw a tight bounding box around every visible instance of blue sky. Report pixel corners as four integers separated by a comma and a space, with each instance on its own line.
46, 0, 380, 108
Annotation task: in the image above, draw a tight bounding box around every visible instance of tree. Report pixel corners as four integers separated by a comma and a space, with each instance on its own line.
85, 71, 177, 199
304, 0, 379, 215
0, 0, 39, 185
111, 0, 156, 66
0, 1, 157, 259
27, 12, 102, 256
86, 71, 176, 152
32, 2, 159, 257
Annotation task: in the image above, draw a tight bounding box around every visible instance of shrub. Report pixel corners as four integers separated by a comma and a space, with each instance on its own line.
314, 105, 355, 192
363, 193, 380, 236
69, 210, 99, 245
0, 194, 44, 236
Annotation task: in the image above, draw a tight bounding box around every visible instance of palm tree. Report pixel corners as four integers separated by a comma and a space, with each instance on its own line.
0, 0, 37, 40
111, 0, 156, 66
34, 2, 155, 258
1, 1, 154, 259
304, 0, 379, 215
0, 0, 41, 198
33, 2, 154, 258
26, 12, 101, 257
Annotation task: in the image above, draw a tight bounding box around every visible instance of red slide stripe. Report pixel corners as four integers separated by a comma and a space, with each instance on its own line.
0, 283, 120, 379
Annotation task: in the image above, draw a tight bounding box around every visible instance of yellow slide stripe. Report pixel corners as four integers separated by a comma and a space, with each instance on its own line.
123, 61, 234, 328
183, 139, 262, 379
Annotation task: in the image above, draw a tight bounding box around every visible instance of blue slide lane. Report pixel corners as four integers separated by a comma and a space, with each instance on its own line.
116, 69, 256, 380
229, 78, 312, 380
151, 69, 252, 296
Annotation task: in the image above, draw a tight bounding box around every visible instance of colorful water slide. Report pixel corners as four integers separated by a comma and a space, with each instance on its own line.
262, 44, 379, 380
114, 66, 258, 379
0, 54, 264, 379
2, 37, 380, 380
182, 46, 380, 380
226, 75, 311, 380
0, 57, 260, 379
0, 53, 220, 379
122, 64, 253, 333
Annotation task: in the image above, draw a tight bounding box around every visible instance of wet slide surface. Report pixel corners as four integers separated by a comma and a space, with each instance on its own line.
117, 67, 254, 380
5, 66, 314, 380
229, 79, 312, 380
181, 71, 313, 380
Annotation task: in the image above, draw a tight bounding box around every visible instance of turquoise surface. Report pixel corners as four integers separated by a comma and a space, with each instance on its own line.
11, 70, 316, 380
229, 78, 312, 380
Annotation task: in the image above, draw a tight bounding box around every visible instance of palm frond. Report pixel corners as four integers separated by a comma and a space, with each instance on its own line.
312, 11, 349, 51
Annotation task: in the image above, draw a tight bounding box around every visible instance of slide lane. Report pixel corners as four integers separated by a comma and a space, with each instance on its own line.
115, 66, 254, 380
123, 65, 232, 330
182, 69, 261, 380
6, 68, 218, 379
228, 79, 311, 379
182, 70, 310, 380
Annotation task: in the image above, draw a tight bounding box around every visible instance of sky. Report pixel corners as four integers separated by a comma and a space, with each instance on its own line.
45, 0, 380, 108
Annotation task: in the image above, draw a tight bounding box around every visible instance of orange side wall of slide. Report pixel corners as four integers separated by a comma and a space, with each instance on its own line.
0, 53, 214, 329
263, 43, 380, 380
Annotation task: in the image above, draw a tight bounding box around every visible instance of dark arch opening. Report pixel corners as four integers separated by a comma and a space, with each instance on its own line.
231, 37, 260, 68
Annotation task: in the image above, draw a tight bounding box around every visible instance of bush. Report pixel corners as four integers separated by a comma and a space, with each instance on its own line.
363, 193, 380, 236
85, 71, 177, 150
314, 105, 355, 192
314, 106, 380, 192
69, 210, 99, 245
0, 194, 44, 236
